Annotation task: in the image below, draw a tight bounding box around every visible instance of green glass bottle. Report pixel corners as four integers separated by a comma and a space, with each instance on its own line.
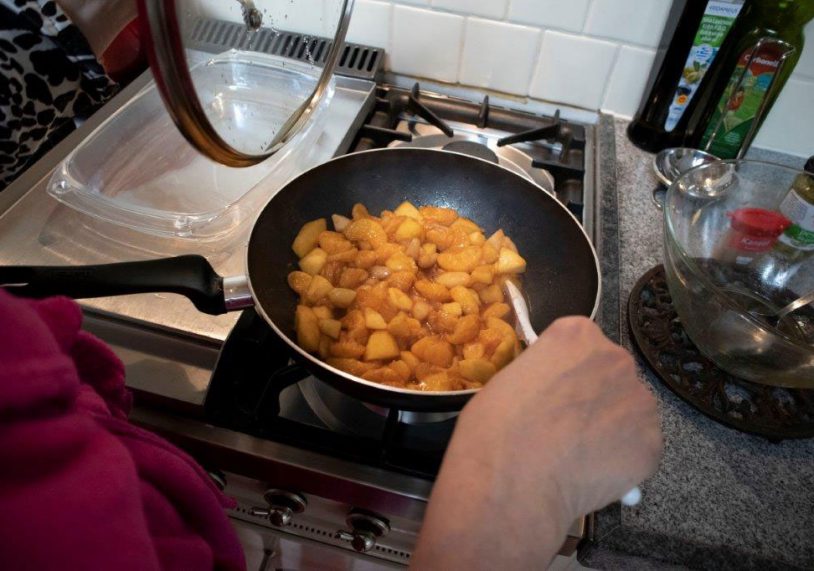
627, 0, 748, 152
689, 0, 814, 158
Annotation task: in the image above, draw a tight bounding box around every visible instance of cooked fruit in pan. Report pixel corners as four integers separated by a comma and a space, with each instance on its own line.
288, 202, 527, 391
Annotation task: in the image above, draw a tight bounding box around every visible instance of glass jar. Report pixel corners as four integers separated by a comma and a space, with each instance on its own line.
714, 207, 790, 266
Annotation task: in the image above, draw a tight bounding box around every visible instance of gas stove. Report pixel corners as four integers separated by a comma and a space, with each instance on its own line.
0, 20, 605, 569
187, 81, 595, 566
183, 74, 595, 564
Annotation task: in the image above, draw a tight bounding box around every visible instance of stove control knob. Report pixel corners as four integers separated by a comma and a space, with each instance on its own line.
249, 489, 307, 527
334, 509, 390, 553
335, 530, 376, 552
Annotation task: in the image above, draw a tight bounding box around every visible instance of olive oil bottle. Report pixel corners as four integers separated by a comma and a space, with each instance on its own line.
627, 0, 747, 152
688, 0, 814, 158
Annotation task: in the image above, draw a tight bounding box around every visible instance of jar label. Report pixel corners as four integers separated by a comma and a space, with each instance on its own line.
778, 189, 814, 250
728, 233, 775, 252
664, 0, 744, 132
778, 227, 814, 251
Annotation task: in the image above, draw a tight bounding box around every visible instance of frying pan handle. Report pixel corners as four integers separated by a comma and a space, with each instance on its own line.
0, 255, 231, 315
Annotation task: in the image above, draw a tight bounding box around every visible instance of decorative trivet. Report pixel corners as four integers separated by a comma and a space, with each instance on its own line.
628, 265, 814, 440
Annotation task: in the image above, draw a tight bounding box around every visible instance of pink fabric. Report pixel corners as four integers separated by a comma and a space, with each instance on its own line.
0, 290, 246, 571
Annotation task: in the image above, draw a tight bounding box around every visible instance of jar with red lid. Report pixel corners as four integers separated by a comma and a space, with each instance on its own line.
716, 207, 791, 266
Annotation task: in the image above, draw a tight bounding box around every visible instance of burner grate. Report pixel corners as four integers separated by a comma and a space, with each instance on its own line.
205, 309, 452, 480
628, 265, 814, 440
349, 83, 587, 219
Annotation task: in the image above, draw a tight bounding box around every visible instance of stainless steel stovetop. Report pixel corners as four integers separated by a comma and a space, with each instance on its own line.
0, 22, 606, 568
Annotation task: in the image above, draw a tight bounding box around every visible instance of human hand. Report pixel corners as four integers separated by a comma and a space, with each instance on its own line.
412, 316, 662, 569
57, 0, 137, 57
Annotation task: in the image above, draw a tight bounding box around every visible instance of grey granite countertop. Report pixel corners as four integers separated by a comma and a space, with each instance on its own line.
583, 117, 814, 570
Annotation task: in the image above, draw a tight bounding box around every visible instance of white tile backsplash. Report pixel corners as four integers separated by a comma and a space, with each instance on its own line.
794, 20, 814, 80
753, 78, 814, 157
507, 0, 591, 33
391, 5, 465, 82
277, 0, 344, 38
193, 0, 813, 157
601, 46, 656, 118
530, 31, 618, 110
459, 18, 540, 95
584, 0, 672, 47
432, 0, 507, 20
347, 0, 391, 49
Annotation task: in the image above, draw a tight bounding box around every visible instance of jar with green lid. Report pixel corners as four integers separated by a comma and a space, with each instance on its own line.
775, 156, 814, 260
747, 156, 814, 287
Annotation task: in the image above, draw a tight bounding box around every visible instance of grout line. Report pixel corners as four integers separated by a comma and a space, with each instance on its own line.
454, 15, 468, 85
599, 43, 623, 113
384, 0, 394, 71
580, 0, 593, 34
420, 1, 506, 21
389, 2, 665, 50
500, 0, 510, 21
525, 26, 547, 99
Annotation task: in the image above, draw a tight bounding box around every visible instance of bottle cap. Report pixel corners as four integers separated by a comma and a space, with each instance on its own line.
727, 208, 791, 238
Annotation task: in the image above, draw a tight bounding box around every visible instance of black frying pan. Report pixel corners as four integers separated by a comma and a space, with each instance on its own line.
0, 149, 600, 411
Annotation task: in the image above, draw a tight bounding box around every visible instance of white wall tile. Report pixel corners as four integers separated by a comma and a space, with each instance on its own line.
602, 46, 656, 118
273, 0, 342, 37
529, 31, 618, 110
753, 78, 814, 158
391, 6, 465, 83
459, 18, 540, 95
347, 0, 391, 49
390, 0, 430, 5
584, 0, 672, 47
432, 0, 507, 20
188, 0, 240, 23
507, 0, 590, 33
792, 20, 814, 80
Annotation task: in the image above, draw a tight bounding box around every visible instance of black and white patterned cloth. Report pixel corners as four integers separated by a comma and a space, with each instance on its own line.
0, 0, 117, 189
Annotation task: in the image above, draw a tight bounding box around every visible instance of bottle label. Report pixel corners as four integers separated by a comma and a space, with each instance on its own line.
728, 233, 776, 252
700, 40, 792, 158
778, 189, 814, 251
663, 0, 744, 133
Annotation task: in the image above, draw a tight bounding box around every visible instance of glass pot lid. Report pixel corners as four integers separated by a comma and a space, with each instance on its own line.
137, 0, 354, 167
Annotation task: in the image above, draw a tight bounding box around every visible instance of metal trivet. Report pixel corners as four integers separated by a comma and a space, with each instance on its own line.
628, 265, 814, 440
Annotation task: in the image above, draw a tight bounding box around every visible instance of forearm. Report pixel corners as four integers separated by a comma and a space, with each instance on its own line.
411, 410, 573, 569
57, 0, 137, 57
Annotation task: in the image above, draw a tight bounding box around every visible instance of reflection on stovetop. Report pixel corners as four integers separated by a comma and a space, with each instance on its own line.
205, 308, 456, 481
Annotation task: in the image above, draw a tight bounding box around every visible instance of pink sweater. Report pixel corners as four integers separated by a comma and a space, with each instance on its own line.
0, 290, 245, 570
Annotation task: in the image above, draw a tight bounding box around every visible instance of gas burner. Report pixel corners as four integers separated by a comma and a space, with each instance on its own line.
205, 309, 456, 479
628, 265, 814, 440
388, 129, 555, 193
441, 140, 499, 164
299, 377, 458, 436
350, 82, 587, 219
